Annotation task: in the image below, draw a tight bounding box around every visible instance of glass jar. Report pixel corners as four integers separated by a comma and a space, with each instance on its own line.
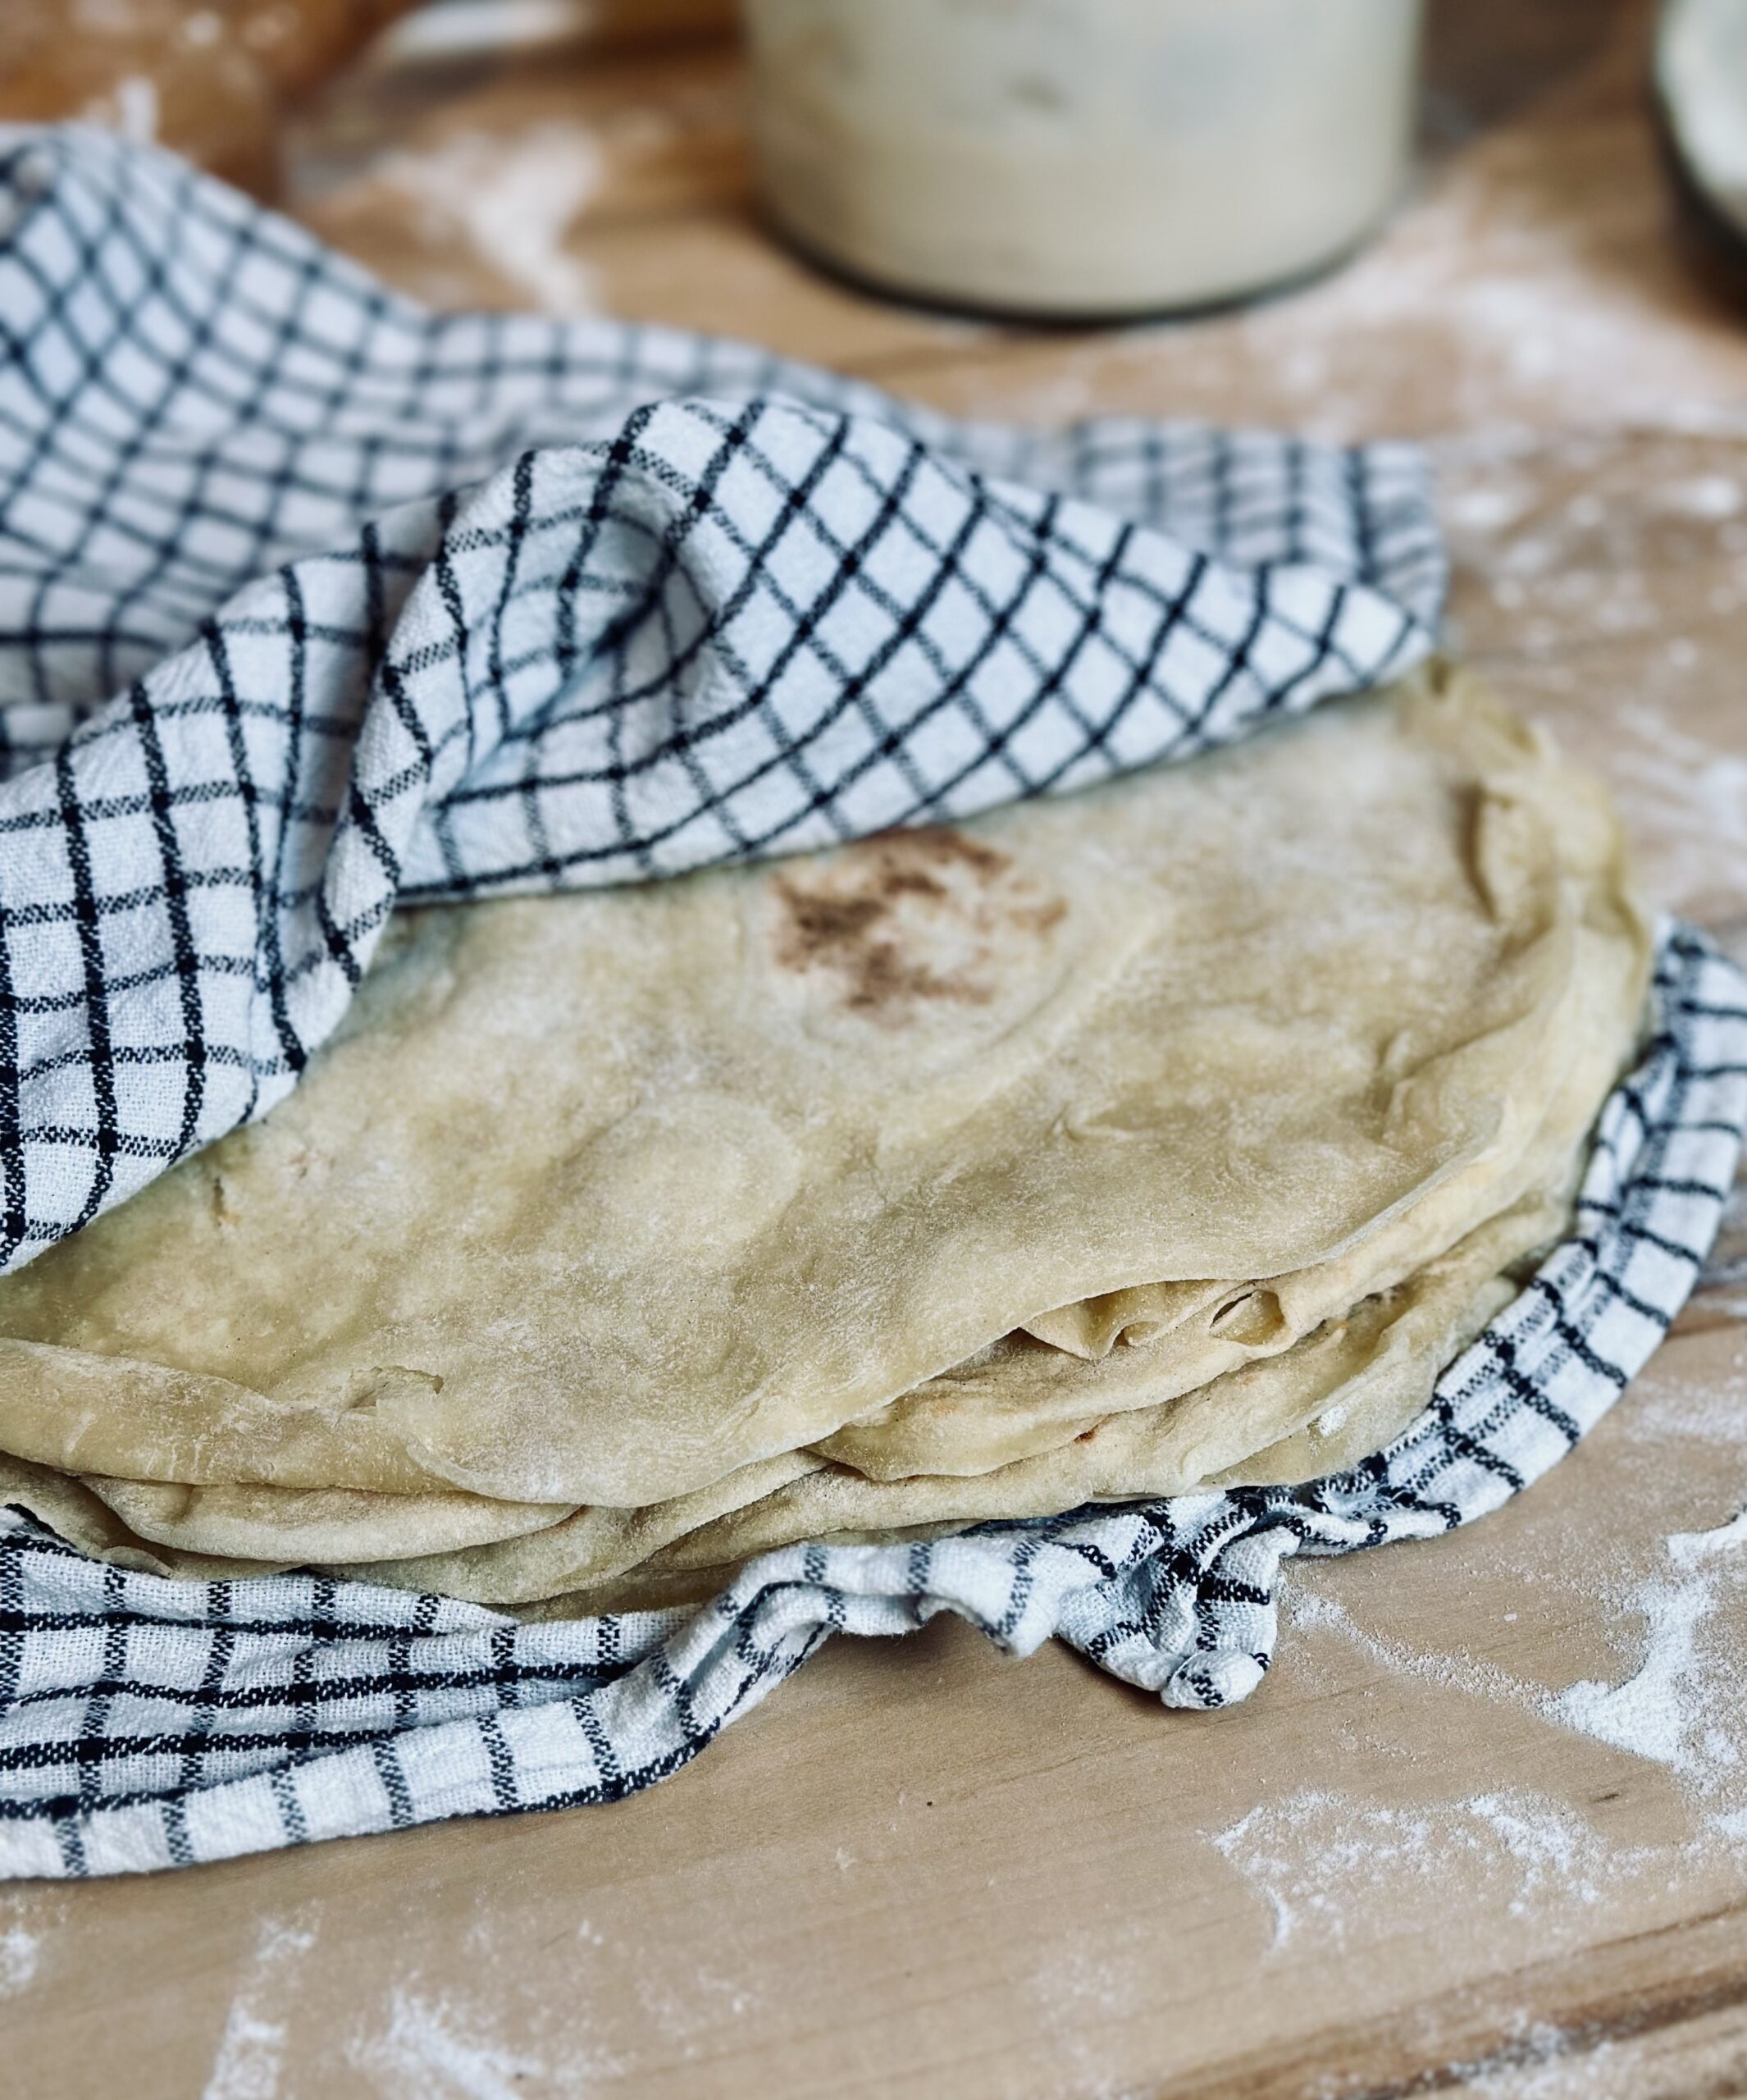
746, 0, 1425, 317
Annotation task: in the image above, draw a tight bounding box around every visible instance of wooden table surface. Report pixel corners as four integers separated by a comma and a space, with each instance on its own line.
11, 3, 1747, 2093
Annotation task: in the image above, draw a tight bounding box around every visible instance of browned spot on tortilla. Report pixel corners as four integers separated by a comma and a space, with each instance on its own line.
1019, 898, 1068, 935
901, 826, 1012, 878
883, 867, 948, 901
780, 891, 887, 955
846, 940, 993, 1013
773, 826, 1062, 1019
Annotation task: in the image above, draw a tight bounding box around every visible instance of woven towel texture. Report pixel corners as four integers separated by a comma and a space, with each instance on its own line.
0, 129, 1736, 1879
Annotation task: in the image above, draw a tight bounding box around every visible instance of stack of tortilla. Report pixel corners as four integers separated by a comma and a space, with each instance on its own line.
0, 664, 1651, 1615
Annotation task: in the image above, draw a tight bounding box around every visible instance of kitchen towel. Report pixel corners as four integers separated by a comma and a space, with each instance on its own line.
0, 126, 1737, 1877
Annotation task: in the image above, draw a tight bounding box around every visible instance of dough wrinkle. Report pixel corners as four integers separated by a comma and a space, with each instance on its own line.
0, 669, 1649, 1566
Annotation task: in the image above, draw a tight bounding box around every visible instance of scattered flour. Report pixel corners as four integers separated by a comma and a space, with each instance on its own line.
1029, 1924, 1151, 2100
203, 1911, 322, 2100
1443, 482, 1537, 536
1286, 1586, 1540, 1710
0, 1920, 39, 1998
1658, 473, 1746, 519
1290, 1506, 1747, 1793
376, 126, 603, 313
0, 1888, 65, 2002
1441, 2025, 1630, 2100
632, 1965, 758, 2052
353, 1990, 548, 2099
1170, 77, 1747, 442
1551, 1511, 1747, 1787
1210, 1789, 1630, 1956
1616, 1349, 1747, 1446
1669, 1508, 1747, 1568
1550, 1579, 1716, 1780
205, 2005, 293, 2100
1206, 1499, 1747, 1963
1609, 706, 1747, 908
350, 1980, 622, 2098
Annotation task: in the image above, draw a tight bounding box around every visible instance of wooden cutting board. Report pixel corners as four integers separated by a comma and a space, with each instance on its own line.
9, 2, 1747, 2093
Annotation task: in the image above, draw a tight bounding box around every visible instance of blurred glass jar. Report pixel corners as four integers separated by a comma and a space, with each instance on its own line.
746, 0, 1425, 317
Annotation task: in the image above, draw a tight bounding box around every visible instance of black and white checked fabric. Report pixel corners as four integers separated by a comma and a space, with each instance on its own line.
1, 925, 1740, 1879
0, 127, 1737, 1878
0, 126, 1439, 1267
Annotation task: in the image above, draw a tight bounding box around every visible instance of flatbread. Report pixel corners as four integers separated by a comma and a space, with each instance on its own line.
0, 1193, 1527, 1601
8, 879, 1639, 1586
13, 1145, 1568, 1604
79, 1477, 574, 1565
642, 1194, 1554, 1577
814, 888, 1646, 1480
0, 669, 1646, 1541
11, 906, 1637, 1577
359, 1185, 1555, 1611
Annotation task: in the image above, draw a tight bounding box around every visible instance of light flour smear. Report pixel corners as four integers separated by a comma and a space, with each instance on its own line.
1210, 1788, 1631, 1956
1553, 1511, 1747, 1787
374, 126, 603, 313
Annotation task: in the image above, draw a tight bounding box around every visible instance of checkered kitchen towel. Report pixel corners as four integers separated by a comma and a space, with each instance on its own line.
0, 127, 1740, 1877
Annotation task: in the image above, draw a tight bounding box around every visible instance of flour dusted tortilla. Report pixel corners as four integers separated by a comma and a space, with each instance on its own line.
589, 1216, 1535, 1586
32, 1007, 1608, 1596
814, 889, 1647, 1481
4, 1175, 1555, 1602
372, 1185, 1565, 1610
78, 1448, 822, 1576
27, 1089, 1598, 1586
0, 666, 1644, 1513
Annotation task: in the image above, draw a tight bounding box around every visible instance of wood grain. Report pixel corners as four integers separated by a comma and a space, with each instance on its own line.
10, 3, 1747, 2095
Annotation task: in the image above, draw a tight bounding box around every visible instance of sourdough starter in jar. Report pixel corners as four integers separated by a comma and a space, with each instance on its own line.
746, 0, 1425, 317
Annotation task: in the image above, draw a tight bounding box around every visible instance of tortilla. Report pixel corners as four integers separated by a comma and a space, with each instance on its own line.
814, 894, 1645, 1480
11, 1148, 1567, 1604
0, 666, 1646, 1526
397, 1180, 1560, 1602
0, 1195, 1524, 1600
